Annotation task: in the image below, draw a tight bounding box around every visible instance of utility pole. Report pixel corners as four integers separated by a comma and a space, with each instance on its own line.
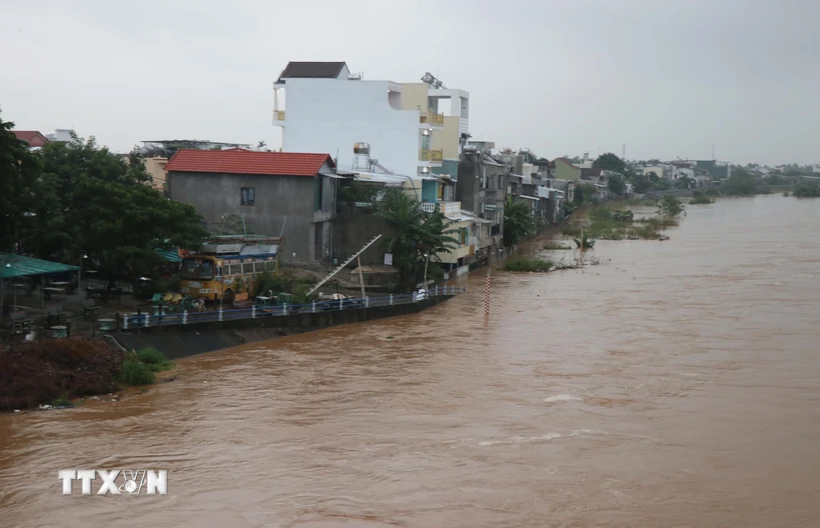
484, 265, 490, 317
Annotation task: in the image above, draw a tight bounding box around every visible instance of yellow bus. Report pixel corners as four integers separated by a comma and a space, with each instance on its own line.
179, 236, 280, 304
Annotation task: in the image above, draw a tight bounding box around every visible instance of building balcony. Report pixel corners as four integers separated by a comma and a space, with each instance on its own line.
420, 201, 461, 216
420, 110, 444, 127
419, 148, 444, 162
272, 110, 285, 126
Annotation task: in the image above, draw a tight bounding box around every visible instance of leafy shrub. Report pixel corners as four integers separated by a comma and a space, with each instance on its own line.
573, 235, 596, 248
50, 393, 73, 407
119, 355, 156, 386
136, 347, 174, 372
689, 191, 715, 204
657, 196, 685, 217
613, 210, 634, 222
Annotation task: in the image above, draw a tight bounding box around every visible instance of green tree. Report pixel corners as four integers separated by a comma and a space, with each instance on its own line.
593, 153, 626, 174
503, 195, 535, 246
631, 173, 652, 193
67, 177, 207, 286
0, 109, 41, 252
722, 168, 759, 195
675, 176, 694, 189
608, 173, 627, 195
16, 136, 207, 285
376, 191, 457, 292
574, 183, 598, 205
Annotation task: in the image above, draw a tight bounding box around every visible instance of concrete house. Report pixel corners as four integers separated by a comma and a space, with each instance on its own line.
553, 158, 582, 181
273, 62, 469, 180
457, 150, 508, 258
12, 130, 49, 148
165, 149, 338, 266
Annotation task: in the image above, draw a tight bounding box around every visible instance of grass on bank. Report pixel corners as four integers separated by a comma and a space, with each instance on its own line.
49, 393, 73, 408
503, 256, 554, 272
119, 347, 174, 386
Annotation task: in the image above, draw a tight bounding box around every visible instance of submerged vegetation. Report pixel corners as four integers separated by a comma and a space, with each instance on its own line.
543, 242, 572, 250
503, 256, 554, 272
573, 234, 596, 248
689, 191, 716, 204
562, 198, 684, 242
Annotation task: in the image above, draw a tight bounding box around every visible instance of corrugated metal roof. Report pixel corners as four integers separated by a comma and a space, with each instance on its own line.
156, 248, 182, 263
165, 149, 334, 177
0, 253, 79, 279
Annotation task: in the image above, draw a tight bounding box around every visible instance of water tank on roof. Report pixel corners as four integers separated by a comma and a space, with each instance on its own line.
353, 142, 370, 155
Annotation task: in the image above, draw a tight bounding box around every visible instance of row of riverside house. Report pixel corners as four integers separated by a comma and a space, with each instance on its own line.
155, 62, 593, 279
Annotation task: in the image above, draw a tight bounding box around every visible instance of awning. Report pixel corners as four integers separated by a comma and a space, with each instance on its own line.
520, 195, 539, 201
319, 171, 348, 179
155, 248, 183, 263
0, 253, 79, 280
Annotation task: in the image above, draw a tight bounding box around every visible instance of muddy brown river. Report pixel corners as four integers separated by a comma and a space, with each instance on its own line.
2, 195, 819, 527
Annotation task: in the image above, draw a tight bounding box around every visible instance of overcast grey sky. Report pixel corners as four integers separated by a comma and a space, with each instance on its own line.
1, 0, 818, 165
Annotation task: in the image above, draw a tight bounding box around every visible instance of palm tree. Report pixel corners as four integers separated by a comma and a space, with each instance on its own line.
376, 190, 458, 292
503, 195, 535, 246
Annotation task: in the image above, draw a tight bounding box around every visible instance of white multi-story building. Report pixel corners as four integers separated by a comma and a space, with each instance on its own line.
273, 62, 469, 178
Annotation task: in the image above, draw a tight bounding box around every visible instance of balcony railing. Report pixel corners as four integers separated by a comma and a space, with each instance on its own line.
420, 201, 461, 215
420, 110, 444, 126
419, 148, 444, 162
272, 110, 285, 121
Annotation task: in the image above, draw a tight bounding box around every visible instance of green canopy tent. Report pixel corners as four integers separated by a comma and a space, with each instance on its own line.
0, 253, 79, 319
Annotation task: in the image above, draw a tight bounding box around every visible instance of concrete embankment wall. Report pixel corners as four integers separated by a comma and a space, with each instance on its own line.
113, 297, 446, 360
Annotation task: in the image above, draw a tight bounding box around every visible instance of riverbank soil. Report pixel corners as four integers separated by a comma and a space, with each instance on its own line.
0, 338, 122, 412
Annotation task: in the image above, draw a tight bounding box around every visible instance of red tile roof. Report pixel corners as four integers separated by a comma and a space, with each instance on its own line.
164, 149, 334, 177
13, 130, 49, 147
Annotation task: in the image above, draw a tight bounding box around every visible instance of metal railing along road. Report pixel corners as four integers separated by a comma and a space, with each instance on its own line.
121, 286, 466, 330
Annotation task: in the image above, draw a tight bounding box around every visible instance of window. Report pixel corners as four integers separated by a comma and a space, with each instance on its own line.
181, 258, 215, 280
241, 187, 255, 206
498, 175, 504, 190
265, 260, 277, 271
242, 262, 254, 274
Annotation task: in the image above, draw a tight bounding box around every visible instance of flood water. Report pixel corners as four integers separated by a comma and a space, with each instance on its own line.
2, 195, 820, 527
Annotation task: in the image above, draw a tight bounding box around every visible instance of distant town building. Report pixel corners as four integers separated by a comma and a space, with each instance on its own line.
45, 129, 76, 143
12, 130, 49, 148
552, 158, 582, 181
